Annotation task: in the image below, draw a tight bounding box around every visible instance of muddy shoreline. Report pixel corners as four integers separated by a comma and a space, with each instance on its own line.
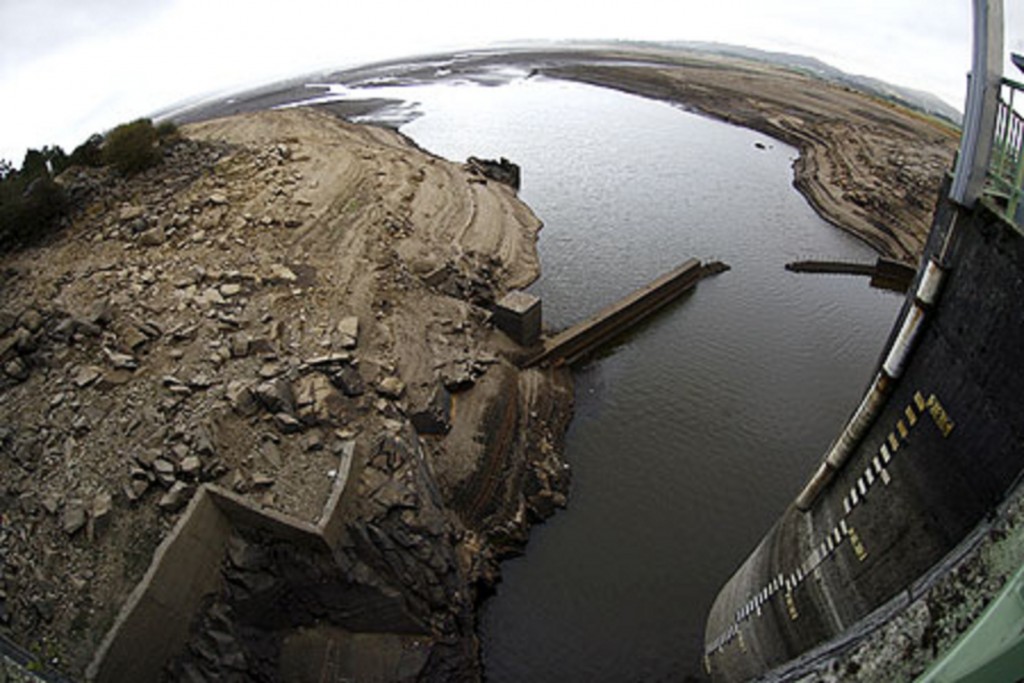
171, 46, 959, 261
536, 54, 958, 262
0, 108, 574, 680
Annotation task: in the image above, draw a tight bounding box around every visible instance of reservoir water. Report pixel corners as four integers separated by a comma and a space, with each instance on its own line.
291, 69, 904, 680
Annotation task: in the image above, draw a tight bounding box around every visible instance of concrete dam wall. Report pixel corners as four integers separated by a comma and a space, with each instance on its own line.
703, 192, 1024, 681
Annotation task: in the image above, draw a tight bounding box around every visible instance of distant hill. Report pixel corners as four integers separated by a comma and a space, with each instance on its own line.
554, 39, 963, 126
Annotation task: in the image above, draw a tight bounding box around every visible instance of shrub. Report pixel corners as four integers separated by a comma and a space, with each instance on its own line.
0, 173, 68, 250
102, 118, 162, 176
69, 134, 104, 168
155, 120, 179, 141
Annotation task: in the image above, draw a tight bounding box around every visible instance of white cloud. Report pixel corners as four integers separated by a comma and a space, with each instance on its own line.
0, 0, 988, 164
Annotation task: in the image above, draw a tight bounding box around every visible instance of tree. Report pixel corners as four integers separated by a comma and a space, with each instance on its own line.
20, 149, 47, 180
102, 118, 162, 176
69, 134, 103, 168
41, 145, 69, 175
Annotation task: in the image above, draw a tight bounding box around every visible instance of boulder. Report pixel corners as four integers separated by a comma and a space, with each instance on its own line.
226, 381, 259, 417
179, 455, 202, 478
103, 347, 139, 371
17, 309, 43, 333
268, 264, 298, 284
158, 481, 193, 512
229, 334, 251, 358
272, 412, 303, 434
72, 365, 103, 388
253, 378, 294, 415
294, 373, 344, 425
63, 500, 87, 536
336, 316, 359, 349
153, 458, 176, 487
3, 358, 29, 382
139, 226, 167, 247
377, 376, 406, 400
90, 492, 113, 538
410, 385, 452, 435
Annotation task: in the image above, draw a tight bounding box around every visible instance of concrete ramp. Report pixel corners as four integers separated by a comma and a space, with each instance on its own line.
524, 258, 715, 368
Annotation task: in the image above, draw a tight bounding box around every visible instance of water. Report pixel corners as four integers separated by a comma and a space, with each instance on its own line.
292, 72, 903, 680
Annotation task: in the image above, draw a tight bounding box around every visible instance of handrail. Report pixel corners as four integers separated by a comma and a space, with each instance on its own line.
986, 77, 1024, 226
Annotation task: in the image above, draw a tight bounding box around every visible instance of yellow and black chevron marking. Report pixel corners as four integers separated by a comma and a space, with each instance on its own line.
705, 390, 956, 658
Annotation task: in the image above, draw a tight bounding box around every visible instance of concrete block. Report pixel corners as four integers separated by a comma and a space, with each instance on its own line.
493, 290, 541, 346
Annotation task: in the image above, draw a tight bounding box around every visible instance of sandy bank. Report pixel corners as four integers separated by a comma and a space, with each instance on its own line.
0, 108, 572, 679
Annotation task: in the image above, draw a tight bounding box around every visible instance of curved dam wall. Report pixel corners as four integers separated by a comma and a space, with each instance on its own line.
703, 193, 1024, 682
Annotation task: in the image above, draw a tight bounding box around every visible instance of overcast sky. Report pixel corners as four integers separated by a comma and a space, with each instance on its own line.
1, 0, 1021, 165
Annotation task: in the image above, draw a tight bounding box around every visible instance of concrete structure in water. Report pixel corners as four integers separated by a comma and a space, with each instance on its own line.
524, 258, 707, 368
493, 290, 543, 347
703, 2, 1024, 680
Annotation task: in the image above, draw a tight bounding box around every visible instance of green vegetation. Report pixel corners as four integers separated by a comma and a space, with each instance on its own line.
0, 117, 179, 251
68, 133, 104, 169
155, 119, 180, 141
0, 147, 70, 250
102, 118, 163, 176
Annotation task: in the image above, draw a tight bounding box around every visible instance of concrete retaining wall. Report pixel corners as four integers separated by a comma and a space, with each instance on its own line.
86, 443, 356, 682
703, 199, 1024, 681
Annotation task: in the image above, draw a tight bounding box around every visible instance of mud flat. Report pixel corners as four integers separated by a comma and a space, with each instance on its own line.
0, 108, 572, 679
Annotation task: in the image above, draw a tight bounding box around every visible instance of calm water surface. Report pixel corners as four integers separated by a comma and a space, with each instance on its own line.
301, 72, 903, 681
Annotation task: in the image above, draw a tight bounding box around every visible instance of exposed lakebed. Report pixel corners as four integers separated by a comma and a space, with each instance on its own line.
282, 65, 904, 680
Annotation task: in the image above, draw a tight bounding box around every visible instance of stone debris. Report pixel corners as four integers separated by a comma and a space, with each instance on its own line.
72, 365, 103, 388
272, 412, 302, 434
0, 107, 573, 680
336, 316, 359, 349
158, 482, 193, 512
63, 500, 87, 536
89, 492, 113, 539
103, 347, 138, 371
138, 226, 167, 247
376, 376, 405, 400
268, 264, 298, 284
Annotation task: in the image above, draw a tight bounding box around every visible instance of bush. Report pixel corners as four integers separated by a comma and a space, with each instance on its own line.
68, 134, 104, 169
155, 120, 179, 141
0, 173, 68, 250
102, 118, 162, 176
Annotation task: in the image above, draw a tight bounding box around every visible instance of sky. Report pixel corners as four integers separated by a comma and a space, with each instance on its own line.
0, 0, 1021, 166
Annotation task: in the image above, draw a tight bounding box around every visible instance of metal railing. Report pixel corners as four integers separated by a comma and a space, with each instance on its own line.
987, 77, 1024, 226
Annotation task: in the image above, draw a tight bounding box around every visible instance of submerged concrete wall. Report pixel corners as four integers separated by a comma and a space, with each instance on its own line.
703, 198, 1024, 682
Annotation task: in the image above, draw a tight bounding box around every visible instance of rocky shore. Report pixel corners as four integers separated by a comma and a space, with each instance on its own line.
0, 108, 572, 679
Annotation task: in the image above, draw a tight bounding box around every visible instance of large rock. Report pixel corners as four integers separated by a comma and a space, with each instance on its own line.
90, 492, 113, 539
410, 385, 452, 435
377, 376, 406, 400
226, 381, 260, 417
293, 373, 345, 425
252, 378, 294, 415
139, 226, 167, 247
158, 481, 193, 512
329, 365, 365, 397
336, 316, 359, 349
63, 499, 87, 536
